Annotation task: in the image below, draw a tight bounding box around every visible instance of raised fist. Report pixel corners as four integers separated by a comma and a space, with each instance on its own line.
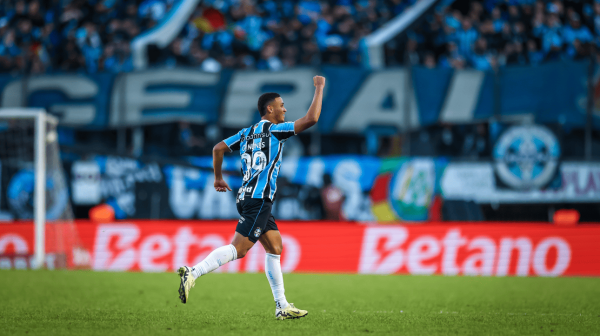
313, 76, 325, 87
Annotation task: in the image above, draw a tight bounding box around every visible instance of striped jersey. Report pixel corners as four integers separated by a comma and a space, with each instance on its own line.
223, 120, 295, 200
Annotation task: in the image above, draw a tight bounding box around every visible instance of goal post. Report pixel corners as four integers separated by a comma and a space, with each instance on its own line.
0, 108, 89, 269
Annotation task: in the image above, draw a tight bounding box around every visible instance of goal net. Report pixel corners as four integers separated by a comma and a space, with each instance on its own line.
0, 109, 90, 269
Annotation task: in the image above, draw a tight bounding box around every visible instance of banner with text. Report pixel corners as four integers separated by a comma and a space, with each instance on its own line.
1, 221, 599, 277
0, 62, 597, 132
441, 162, 600, 203
3, 156, 600, 222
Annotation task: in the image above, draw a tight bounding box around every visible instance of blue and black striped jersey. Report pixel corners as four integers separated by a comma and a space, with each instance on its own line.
223, 120, 296, 201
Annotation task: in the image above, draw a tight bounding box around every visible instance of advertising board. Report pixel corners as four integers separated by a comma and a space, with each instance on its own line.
1, 221, 599, 277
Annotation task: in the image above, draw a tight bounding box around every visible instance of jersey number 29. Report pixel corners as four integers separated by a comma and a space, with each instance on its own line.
241, 151, 267, 182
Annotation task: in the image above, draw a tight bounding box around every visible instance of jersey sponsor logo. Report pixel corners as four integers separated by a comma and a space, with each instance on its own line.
245, 132, 270, 140
237, 186, 253, 193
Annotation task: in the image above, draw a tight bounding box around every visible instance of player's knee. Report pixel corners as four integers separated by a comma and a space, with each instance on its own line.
236, 248, 249, 259
271, 245, 283, 255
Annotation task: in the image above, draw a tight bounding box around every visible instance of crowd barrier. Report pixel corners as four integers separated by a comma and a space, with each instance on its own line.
1, 221, 599, 277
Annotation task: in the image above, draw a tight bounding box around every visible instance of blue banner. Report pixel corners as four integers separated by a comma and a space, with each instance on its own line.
0, 62, 596, 131
4, 151, 598, 221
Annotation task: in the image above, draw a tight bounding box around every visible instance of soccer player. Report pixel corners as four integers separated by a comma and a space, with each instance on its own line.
177, 75, 325, 320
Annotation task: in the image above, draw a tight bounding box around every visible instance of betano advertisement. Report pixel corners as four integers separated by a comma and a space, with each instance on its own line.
1, 221, 599, 277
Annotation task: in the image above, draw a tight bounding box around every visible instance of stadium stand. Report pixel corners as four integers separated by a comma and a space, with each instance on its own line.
1, 0, 598, 73
0, 0, 172, 74
393, 0, 598, 69
0, 0, 416, 73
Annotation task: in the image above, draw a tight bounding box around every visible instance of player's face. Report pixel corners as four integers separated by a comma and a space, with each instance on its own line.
270, 97, 286, 123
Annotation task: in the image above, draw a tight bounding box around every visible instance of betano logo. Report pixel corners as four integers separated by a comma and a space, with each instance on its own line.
91, 225, 300, 273
359, 227, 571, 277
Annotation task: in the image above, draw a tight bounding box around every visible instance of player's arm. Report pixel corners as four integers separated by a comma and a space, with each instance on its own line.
213, 141, 232, 192
294, 76, 325, 134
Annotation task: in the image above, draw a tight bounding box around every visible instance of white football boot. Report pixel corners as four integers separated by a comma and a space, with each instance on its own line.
177, 266, 195, 304
275, 303, 308, 320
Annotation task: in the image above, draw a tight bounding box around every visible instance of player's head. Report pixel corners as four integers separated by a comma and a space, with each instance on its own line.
258, 92, 286, 124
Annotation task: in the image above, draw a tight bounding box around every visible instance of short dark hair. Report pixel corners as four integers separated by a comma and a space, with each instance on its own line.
257, 92, 280, 117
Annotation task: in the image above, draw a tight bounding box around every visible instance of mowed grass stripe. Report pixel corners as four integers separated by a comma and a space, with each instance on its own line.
0, 270, 599, 335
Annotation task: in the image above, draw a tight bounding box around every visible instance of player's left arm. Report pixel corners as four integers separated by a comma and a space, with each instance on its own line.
294, 76, 325, 134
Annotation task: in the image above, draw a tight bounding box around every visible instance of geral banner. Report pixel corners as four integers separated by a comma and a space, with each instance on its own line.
2, 221, 600, 276
0, 62, 595, 131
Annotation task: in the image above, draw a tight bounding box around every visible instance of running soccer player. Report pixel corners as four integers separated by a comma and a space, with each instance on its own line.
177, 75, 325, 320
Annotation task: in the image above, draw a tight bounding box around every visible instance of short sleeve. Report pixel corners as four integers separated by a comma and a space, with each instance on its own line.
223, 130, 243, 152
270, 122, 296, 141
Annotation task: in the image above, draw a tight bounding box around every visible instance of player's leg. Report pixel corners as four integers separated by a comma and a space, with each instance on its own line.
260, 218, 308, 320
189, 198, 269, 277
177, 198, 271, 303
178, 233, 254, 303
191, 235, 249, 278
259, 229, 287, 308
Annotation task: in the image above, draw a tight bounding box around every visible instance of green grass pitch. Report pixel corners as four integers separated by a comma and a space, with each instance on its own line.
1, 270, 599, 335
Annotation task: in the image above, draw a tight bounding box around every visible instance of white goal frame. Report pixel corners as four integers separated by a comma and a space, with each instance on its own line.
0, 108, 58, 269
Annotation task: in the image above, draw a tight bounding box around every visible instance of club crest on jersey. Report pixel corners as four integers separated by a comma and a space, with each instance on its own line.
254, 227, 262, 238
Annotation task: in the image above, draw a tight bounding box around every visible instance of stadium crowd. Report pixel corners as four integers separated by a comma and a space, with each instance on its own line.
0, 0, 176, 74
402, 0, 600, 70
0, 0, 417, 74
153, 0, 416, 71
0, 0, 598, 73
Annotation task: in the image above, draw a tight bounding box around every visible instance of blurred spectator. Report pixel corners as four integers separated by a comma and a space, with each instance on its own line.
439, 41, 466, 69
461, 123, 489, 158
438, 124, 460, 156
454, 18, 479, 58
103, 40, 133, 73
320, 174, 344, 220
423, 52, 436, 68
256, 39, 283, 71
527, 39, 544, 65
178, 121, 206, 155
470, 37, 496, 70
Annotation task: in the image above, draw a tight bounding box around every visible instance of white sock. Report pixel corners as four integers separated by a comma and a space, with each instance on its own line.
191, 244, 237, 278
265, 253, 289, 309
